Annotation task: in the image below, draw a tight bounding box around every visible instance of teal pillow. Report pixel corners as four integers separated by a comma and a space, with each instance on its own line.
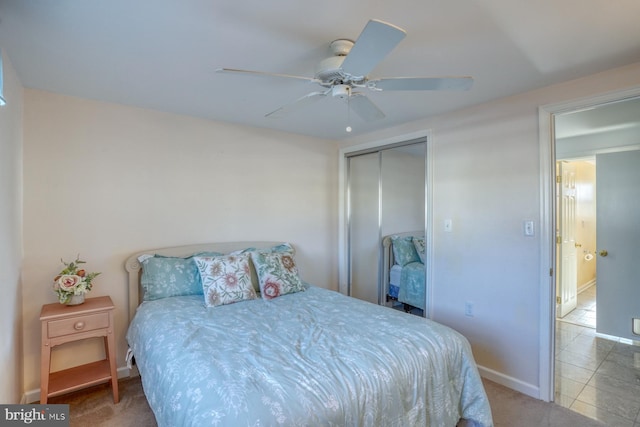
391, 236, 421, 266
139, 252, 223, 301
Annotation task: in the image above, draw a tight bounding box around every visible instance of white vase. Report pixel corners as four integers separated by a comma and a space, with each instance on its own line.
66, 294, 85, 306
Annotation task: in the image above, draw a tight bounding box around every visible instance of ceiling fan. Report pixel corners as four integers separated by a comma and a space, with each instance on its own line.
216, 19, 473, 125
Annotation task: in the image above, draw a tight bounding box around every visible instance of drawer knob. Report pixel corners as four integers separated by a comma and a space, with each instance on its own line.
74, 321, 85, 330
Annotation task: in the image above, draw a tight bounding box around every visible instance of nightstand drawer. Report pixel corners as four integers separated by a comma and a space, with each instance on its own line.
47, 312, 110, 338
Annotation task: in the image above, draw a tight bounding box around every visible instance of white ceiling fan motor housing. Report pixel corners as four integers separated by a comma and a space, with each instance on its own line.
329, 39, 354, 56
315, 39, 354, 83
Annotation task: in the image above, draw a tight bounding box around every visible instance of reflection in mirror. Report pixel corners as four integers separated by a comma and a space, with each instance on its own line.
381, 143, 426, 316
347, 140, 426, 316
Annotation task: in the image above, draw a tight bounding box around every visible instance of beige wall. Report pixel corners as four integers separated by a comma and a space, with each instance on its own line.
340, 62, 640, 397
21, 90, 339, 396
574, 161, 597, 289
0, 50, 24, 403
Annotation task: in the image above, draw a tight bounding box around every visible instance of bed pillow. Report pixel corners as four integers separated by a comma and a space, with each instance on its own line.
413, 236, 426, 263
138, 252, 223, 301
231, 243, 295, 292
194, 253, 257, 307
391, 235, 421, 266
250, 251, 305, 300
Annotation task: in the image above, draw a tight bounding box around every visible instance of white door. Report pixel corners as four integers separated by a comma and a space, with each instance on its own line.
557, 161, 578, 318
595, 150, 640, 340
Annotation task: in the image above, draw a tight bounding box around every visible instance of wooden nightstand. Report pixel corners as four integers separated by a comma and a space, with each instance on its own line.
40, 296, 119, 404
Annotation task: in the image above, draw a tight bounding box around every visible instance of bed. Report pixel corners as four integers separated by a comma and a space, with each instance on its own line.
125, 241, 493, 426
382, 231, 426, 311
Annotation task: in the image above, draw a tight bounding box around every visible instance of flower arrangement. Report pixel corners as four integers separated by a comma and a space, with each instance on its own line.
53, 256, 100, 304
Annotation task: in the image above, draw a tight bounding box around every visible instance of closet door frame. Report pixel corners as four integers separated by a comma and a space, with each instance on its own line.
338, 130, 433, 317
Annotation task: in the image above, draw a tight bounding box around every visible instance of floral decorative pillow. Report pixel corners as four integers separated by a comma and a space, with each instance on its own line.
139, 252, 223, 301
231, 243, 296, 293
250, 251, 305, 300
391, 235, 421, 266
413, 237, 426, 263
194, 254, 257, 307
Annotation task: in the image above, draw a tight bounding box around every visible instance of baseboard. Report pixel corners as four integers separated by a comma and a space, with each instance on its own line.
477, 365, 540, 399
21, 366, 131, 404
577, 279, 596, 294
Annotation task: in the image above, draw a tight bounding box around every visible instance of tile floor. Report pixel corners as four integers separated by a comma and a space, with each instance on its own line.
560, 285, 597, 328
556, 285, 640, 426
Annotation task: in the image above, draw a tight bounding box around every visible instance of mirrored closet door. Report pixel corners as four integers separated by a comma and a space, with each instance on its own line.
347, 139, 427, 312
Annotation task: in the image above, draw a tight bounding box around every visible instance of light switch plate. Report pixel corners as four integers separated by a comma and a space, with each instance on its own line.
444, 219, 452, 232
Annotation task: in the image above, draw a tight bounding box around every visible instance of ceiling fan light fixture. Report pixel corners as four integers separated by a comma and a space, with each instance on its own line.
332, 84, 351, 99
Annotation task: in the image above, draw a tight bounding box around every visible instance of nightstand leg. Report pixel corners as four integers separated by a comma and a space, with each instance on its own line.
104, 334, 119, 403
40, 343, 51, 404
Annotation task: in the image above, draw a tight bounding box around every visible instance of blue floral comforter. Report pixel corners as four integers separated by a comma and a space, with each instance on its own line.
127, 286, 493, 426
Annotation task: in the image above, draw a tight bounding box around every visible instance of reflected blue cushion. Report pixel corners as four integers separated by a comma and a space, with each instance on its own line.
391, 236, 420, 266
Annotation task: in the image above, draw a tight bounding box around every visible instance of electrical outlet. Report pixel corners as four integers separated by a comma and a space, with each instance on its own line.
524, 220, 534, 236
464, 301, 474, 317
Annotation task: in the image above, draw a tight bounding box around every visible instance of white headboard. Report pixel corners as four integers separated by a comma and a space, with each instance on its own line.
124, 241, 285, 323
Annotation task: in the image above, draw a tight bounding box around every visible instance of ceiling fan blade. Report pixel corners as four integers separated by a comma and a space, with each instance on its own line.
369, 76, 474, 91
349, 93, 385, 122
216, 68, 320, 83
265, 90, 330, 118
340, 20, 406, 79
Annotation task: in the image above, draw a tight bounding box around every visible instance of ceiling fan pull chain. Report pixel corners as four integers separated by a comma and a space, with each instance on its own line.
346, 96, 352, 133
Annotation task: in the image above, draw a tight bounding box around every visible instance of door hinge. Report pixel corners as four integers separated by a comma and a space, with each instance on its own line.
556, 175, 561, 183
556, 296, 561, 304
556, 236, 562, 244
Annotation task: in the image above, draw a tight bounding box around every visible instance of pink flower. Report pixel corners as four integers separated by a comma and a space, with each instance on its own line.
262, 280, 281, 299
57, 275, 82, 291
224, 273, 238, 288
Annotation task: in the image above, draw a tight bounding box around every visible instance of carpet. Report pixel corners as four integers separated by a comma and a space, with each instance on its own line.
50, 376, 606, 426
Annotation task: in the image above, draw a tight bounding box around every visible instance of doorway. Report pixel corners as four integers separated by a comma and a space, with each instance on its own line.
542, 93, 640, 423
555, 158, 597, 328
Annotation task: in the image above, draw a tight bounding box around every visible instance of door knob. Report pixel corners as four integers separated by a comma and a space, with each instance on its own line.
599, 250, 608, 257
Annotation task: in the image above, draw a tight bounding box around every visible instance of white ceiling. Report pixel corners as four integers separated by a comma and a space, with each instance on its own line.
2, 0, 640, 140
